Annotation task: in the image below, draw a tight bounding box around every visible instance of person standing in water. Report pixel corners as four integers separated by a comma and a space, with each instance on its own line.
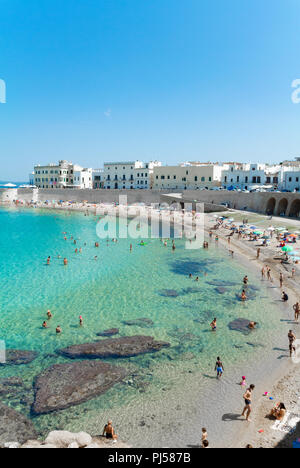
215, 357, 224, 379
210, 318, 217, 331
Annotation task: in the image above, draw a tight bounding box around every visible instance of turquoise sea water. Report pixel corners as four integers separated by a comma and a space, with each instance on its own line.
0, 206, 282, 440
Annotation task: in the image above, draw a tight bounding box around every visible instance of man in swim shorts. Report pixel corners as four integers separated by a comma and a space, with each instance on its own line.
215, 357, 224, 378
242, 384, 255, 422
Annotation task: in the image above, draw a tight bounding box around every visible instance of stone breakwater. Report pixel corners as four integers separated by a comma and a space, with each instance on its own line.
1, 429, 131, 449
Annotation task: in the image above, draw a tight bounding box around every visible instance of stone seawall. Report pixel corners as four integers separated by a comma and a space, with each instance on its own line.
1, 188, 300, 217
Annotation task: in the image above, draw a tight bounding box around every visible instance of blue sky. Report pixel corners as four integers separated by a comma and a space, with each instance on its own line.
1, 0, 300, 180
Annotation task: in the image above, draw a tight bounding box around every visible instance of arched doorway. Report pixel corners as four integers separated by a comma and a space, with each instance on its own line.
289, 199, 300, 218
114, 183, 118, 189
276, 198, 288, 216
266, 197, 276, 215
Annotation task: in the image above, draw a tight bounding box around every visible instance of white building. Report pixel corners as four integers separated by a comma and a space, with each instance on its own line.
34, 160, 93, 189
103, 161, 161, 189
133, 161, 162, 189
280, 167, 300, 192
221, 163, 281, 191
73, 166, 93, 189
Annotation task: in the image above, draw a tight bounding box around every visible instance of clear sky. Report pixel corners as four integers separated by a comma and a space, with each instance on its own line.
1, 0, 300, 180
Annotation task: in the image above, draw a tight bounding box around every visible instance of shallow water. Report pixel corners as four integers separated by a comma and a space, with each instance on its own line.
0, 207, 282, 441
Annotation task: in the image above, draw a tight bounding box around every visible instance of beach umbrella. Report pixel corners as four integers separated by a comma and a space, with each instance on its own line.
253, 230, 263, 235
288, 252, 298, 256
250, 226, 257, 229
289, 234, 297, 238
262, 235, 270, 239
282, 246, 293, 252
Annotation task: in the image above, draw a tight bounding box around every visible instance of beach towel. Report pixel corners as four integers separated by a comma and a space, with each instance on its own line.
272, 412, 300, 434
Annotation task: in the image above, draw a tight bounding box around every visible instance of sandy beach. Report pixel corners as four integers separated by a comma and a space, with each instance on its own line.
2, 198, 300, 448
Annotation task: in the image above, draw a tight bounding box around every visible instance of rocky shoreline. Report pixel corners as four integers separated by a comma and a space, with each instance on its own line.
1, 429, 131, 449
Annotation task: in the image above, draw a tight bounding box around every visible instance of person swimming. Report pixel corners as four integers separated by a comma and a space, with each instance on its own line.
63, 258, 68, 266
248, 321, 257, 329
210, 318, 217, 331
47, 310, 52, 319
56, 326, 62, 334
42, 321, 48, 329
79, 316, 83, 326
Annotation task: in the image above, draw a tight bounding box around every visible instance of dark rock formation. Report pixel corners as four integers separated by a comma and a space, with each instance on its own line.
97, 328, 119, 337
0, 377, 24, 396
123, 318, 154, 328
0, 350, 39, 366
0, 403, 37, 446
58, 336, 170, 359
228, 318, 253, 334
32, 361, 127, 415
159, 289, 179, 298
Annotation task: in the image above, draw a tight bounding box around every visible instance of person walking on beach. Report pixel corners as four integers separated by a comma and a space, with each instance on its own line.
279, 273, 283, 289
261, 266, 265, 280
257, 248, 261, 259
215, 357, 224, 379
288, 330, 296, 346
292, 268, 296, 279
293, 303, 300, 322
242, 384, 255, 422
288, 330, 296, 358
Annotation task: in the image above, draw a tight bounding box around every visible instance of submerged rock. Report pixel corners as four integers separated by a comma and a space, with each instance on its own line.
159, 289, 179, 298
58, 336, 170, 359
32, 361, 127, 415
0, 377, 24, 396
0, 403, 37, 447
96, 328, 119, 337
0, 350, 39, 366
123, 318, 154, 328
215, 287, 227, 295
228, 318, 253, 334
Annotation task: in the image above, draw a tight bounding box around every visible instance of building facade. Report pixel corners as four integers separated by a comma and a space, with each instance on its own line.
92, 169, 104, 189
221, 163, 281, 191
34, 160, 93, 189
103, 161, 161, 189
152, 163, 226, 190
